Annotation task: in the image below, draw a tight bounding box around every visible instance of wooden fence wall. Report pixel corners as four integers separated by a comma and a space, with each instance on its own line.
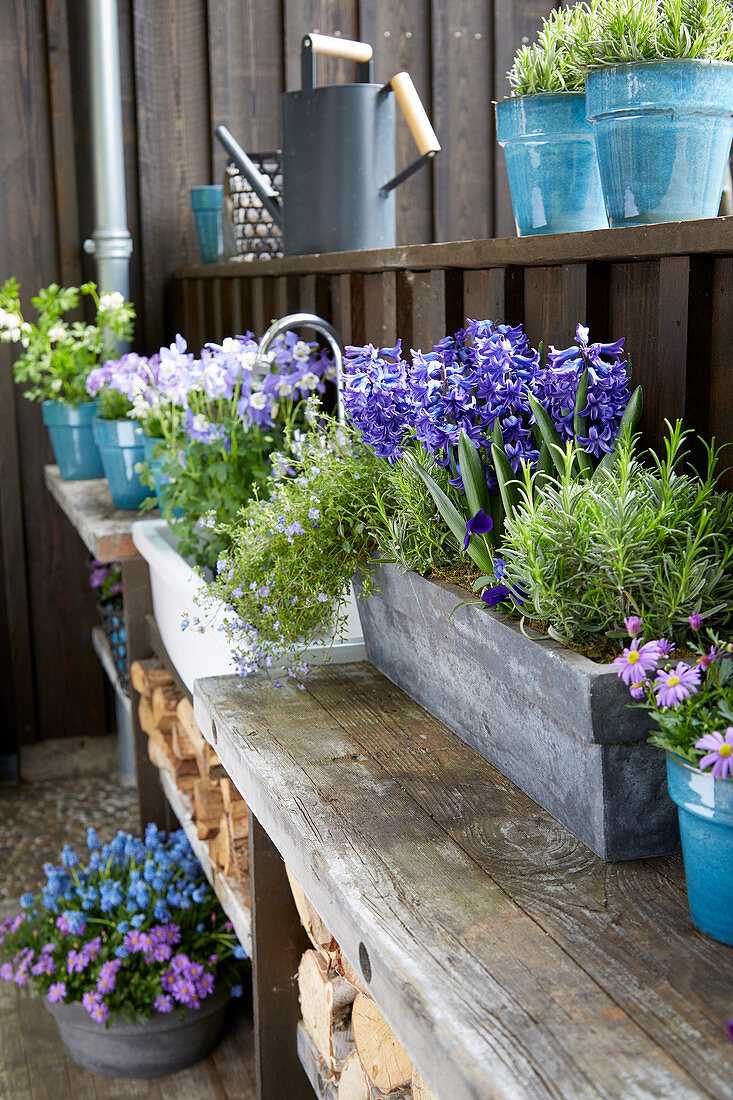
170, 219, 733, 490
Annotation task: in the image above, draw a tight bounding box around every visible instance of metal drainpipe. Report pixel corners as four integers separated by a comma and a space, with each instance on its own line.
83, 0, 133, 348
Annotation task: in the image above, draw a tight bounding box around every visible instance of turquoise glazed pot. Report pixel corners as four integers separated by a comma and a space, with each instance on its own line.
93, 417, 147, 510
666, 751, 733, 946
586, 60, 733, 227
191, 185, 224, 263
495, 93, 608, 236
42, 400, 103, 480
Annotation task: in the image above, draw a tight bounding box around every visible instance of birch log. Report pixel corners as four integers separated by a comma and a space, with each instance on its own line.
298, 948, 358, 1073
338, 1051, 412, 1099
411, 1067, 440, 1099
351, 994, 413, 1092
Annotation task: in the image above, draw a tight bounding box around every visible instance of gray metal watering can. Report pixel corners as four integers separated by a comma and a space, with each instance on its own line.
215, 32, 440, 256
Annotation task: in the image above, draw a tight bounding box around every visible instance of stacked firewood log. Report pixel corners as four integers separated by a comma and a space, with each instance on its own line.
131, 658, 250, 900
288, 869, 439, 1100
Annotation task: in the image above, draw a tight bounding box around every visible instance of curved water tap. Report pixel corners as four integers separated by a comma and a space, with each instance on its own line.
254, 312, 345, 424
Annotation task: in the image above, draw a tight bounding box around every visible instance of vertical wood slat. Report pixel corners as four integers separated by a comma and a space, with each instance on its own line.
608, 261, 661, 451
431, 0, 493, 243
363, 272, 397, 347
249, 813, 312, 1100
463, 267, 525, 325
397, 270, 447, 350
522, 264, 588, 349
285, 0, 360, 92
710, 257, 733, 489
359, 0, 433, 246
330, 273, 352, 345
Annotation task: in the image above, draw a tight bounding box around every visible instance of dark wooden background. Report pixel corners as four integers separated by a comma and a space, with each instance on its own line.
2, 0, 730, 763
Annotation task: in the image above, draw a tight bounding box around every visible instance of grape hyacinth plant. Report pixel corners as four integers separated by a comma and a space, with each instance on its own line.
614, 614, 733, 774
0, 825, 247, 1025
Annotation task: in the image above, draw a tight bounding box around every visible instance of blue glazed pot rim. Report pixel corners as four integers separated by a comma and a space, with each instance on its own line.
587, 58, 733, 77
666, 748, 733, 783
587, 59, 733, 119
496, 92, 593, 143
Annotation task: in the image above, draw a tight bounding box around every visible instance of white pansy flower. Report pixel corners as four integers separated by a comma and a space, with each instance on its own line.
292, 340, 311, 362
300, 371, 319, 390
98, 291, 124, 311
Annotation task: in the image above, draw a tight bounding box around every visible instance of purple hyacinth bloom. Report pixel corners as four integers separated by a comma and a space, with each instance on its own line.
463, 508, 493, 550
613, 639, 662, 687
623, 615, 642, 637
695, 728, 733, 778
688, 612, 702, 630
47, 981, 66, 1003
654, 662, 701, 708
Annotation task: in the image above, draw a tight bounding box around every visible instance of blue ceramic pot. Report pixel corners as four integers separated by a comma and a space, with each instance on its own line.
191, 185, 224, 263
495, 93, 608, 236
93, 417, 147, 510
586, 60, 733, 227
42, 400, 103, 480
666, 751, 733, 946
142, 434, 166, 507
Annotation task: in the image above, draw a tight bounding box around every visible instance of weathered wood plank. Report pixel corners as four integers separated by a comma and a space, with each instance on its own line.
173, 217, 733, 282
297, 1021, 340, 1100
43, 465, 144, 562
523, 263, 588, 348
363, 272, 397, 347
710, 256, 733, 490
195, 667, 718, 1100
285, 0, 360, 92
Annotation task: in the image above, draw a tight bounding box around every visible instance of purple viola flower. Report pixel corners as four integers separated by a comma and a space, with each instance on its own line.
688, 612, 702, 630
47, 981, 66, 1003
463, 508, 493, 551
654, 662, 701, 708
695, 728, 733, 778
623, 615, 642, 637
613, 639, 662, 687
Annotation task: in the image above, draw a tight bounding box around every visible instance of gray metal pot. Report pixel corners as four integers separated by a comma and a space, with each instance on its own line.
45, 982, 230, 1077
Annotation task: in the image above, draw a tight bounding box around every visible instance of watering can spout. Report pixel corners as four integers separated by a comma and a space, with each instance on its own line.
215, 125, 283, 229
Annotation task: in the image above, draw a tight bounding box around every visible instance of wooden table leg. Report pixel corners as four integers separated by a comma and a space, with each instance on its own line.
121, 557, 169, 830
249, 812, 312, 1100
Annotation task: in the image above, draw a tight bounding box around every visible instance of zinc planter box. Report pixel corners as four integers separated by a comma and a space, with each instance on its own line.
132, 518, 366, 694
354, 563, 679, 861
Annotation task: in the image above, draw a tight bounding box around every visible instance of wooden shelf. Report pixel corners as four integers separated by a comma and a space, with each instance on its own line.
159, 767, 252, 957
296, 1023, 338, 1100
44, 465, 155, 561
194, 661, 733, 1100
91, 625, 131, 711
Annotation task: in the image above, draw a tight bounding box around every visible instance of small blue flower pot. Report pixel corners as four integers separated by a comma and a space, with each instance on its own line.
42, 400, 104, 480
495, 93, 608, 236
666, 751, 733, 946
586, 60, 733, 227
93, 417, 147, 510
191, 185, 224, 263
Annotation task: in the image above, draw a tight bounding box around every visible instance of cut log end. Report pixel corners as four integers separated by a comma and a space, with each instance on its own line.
351, 993, 413, 1093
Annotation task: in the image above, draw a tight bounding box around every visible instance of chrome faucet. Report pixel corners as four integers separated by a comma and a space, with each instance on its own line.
254, 312, 345, 424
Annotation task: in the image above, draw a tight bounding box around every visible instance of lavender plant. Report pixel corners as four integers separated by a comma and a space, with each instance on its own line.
0, 825, 247, 1025
0, 281, 134, 406
575, 0, 733, 68
507, 4, 593, 95
501, 421, 733, 646
614, 615, 733, 771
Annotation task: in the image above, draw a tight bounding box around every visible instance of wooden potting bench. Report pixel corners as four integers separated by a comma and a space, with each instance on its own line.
46, 463, 733, 1100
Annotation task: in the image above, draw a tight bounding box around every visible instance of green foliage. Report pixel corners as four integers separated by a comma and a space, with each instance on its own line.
143, 425, 281, 573
97, 388, 134, 421
575, 0, 733, 68
371, 449, 458, 575
501, 422, 733, 645
205, 418, 390, 676
0, 280, 135, 406
507, 5, 593, 95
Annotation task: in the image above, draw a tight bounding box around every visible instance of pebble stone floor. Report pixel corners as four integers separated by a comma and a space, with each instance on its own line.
0, 774, 256, 1098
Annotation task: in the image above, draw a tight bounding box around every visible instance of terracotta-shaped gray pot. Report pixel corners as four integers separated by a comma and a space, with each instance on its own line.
45, 982, 230, 1078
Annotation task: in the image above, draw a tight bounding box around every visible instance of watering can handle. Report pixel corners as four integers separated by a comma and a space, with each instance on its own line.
302, 34, 373, 88
381, 73, 441, 195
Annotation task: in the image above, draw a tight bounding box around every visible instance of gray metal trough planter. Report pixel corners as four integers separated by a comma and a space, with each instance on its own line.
354, 563, 679, 861
45, 982, 230, 1078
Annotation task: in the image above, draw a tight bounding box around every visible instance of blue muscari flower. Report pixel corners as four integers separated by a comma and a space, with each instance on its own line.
62, 909, 87, 935
86, 827, 100, 851
116, 920, 129, 934
61, 845, 79, 869
196, 923, 205, 933
114, 945, 129, 959
192, 885, 208, 904
153, 901, 171, 923
100, 879, 124, 913
233, 945, 247, 960
88, 852, 101, 872
131, 913, 146, 929
19, 893, 35, 909
41, 889, 59, 912
230, 985, 244, 998
145, 822, 165, 848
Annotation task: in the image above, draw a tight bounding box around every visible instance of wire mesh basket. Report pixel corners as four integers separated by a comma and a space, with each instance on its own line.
98, 601, 129, 691
226, 154, 283, 261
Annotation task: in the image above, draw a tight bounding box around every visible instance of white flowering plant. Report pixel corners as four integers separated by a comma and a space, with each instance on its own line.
0, 280, 135, 407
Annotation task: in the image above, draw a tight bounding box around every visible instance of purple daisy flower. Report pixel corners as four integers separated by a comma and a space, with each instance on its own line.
47, 981, 66, 1003
0, 962, 13, 981
613, 639, 661, 687
656, 639, 675, 658
90, 1001, 109, 1024
695, 728, 733, 778
154, 994, 173, 1013
654, 662, 701, 708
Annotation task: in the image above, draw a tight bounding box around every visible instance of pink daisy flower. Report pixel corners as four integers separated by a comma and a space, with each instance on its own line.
613, 639, 661, 686
654, 661, 701, 708
696, 728, 733, 779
